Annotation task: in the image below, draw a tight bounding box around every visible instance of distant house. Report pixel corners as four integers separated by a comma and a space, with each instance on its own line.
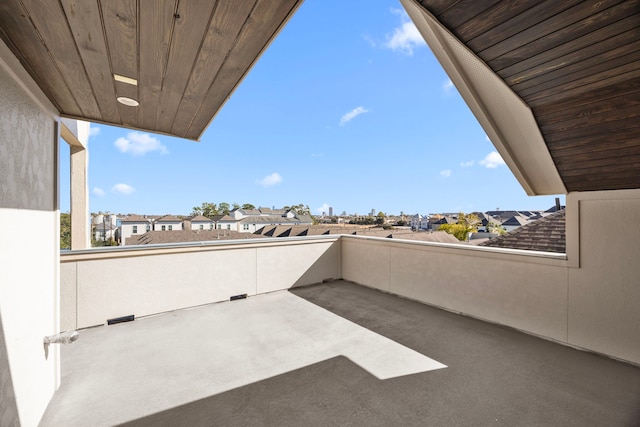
229, 208, 261, 220
227, 207, 312, 233
119, 215, 152, 245
92, 221, 117, 242
211, 214, 238, 231
187, 215, 214, 231
484, 210, 524, 223
153, 215, 183, 231
470, 212, 499, 232
430, 216, 456, 231
501, 215, 529, 232
237, 214, 312, 233
410, 214, 429, 231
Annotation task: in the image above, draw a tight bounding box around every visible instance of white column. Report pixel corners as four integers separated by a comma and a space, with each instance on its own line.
61, 120, 90, 250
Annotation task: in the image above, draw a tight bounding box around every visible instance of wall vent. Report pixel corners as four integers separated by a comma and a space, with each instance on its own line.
107, 315, 135, 325
230, 293, 247, 301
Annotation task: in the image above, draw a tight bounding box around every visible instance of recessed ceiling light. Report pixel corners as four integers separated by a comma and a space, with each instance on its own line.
113, 74, 138, 86
117, 96, 139, 107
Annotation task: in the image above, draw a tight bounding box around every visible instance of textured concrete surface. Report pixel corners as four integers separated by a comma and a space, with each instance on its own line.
41, 281, 640, 426
41, 288, 443, 427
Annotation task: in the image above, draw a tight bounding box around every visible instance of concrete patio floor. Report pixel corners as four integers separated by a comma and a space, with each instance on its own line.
41, 280, 640, 426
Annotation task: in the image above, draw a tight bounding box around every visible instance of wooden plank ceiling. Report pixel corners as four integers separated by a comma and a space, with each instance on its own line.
416, 0, 640, 192
0, 0, 301, 140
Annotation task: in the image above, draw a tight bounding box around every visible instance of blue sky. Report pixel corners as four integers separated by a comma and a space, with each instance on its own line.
60, 0, 563, 217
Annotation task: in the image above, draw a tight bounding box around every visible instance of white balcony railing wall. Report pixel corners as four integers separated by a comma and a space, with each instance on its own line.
60, 236, 341, 330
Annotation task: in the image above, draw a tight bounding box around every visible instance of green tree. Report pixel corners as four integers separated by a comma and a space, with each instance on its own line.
375, 211, 386, 225
438, 223, 469, 241
287, 203, 311, 216
203, 202, 218, 217
60, 212, 71, 249
218, 202, 231, 215
242, 203, 255, 210
192, 202, 218, 218
439, 212, 481, 241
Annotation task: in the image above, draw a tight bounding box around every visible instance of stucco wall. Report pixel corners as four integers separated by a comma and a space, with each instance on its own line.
342, 237, 569, 342
567, 190, 640, 364
0, 60, 59, 426
60, 238, 340, 329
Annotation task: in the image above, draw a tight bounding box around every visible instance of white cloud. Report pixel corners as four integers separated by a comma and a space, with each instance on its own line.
384, 9, 425, 56
256, 172, 283, 187
442, 79, 455, 93
479, 151, 506, 168
111, 183, 135, 195
316, 203, 331, 215
340, 106, 370, 126
92, 187, 105, 197
114, 132, 168, 156
440, 169, 452, 177
461, 160, 475, 167
89, 125, 101, 137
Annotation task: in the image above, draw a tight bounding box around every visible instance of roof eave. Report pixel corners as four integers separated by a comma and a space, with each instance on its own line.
401, 0, 566, 196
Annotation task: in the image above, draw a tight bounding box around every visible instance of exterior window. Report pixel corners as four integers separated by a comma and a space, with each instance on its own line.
132, 225, 138, 234
227, 224, 231, 230
161, 225, 166, 231
199, 224, 204, 230
146, 224, 151, 232
168, 225, 173, 231
210, 224, 214, 230
243, 224, 249, 230
217, 224, 221, 229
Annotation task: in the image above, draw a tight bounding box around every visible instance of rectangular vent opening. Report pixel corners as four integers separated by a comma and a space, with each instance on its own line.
107, 314, 135, 325
230, 293, 247, 301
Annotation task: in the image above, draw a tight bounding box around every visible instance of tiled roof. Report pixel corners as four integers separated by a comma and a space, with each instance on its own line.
211, 215, 237, 222
479, 210, 565, 253
155, 215, 182, 222
484, 210, 523, 221
389, 231, 460, 244
253, 226, 461, 243
431, 216, 456, 225
125, 230, 264, 245
189, 215, 213, 222
240, 209, 262, 216
501, 215, 529, 227
238, 215, 302, 224
305, 228, 331, 236
120, 215, 149, 223
255, 225, 278, 236
545, 204, 566, 213
295, 214, 313, 224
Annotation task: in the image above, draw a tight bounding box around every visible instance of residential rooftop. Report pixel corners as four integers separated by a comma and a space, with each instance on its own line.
481, 210, 566, 253
126, 230, 265, 245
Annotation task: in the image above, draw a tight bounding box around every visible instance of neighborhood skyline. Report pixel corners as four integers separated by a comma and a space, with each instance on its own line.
89, 202, 564, 218
59, 0, 564, 216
